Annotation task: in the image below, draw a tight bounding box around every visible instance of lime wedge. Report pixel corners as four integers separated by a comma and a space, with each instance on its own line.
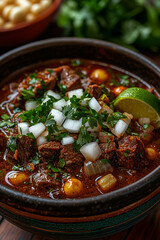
114, 87, 160, 129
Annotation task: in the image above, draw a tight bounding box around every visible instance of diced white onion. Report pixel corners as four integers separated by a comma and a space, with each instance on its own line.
80, 142, 102, 162
67, 100, 71, 105
29, 123, 45, 138
36, 136, 47, 146
85, 122, 99, 132
63, 119, 82, 133
50, 109, 66, 126
25, 100, 37, 111
68, 89, 83, 99
61, 136, 74, 145
18, 122, 29, 135
53, 99, 67, 111
84, 160, 113, 177
112, 113, 131, 137
43, 90, 61, 103
89, 97, 101, 112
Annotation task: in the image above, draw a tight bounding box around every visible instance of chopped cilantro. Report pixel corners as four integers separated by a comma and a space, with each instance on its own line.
74, 126, 94, 151
77, 71, 86, 78
59, 84, 67, 94
26, 132, 36, 139
100, 85, 110, 97
59, 158, 66, 169
47, 69, 54, 74
1, 114, 10, 120
13, 107, 21, 114
110, 79, 120, 86
7, 137, 17, 153
62, 105, 75, 119
0, 121, 16, 128
106, 139, 111, 149
55, 132, 69, 140
29, 77, 39, 85
71, 59, 82, 66
12, 164, 24, 171
47, 163, 62, 173
62, 173, 69, 179
101, 159, 107, 164
30, 73, 38, 78
107, 112, 127, 127
119, 74, 130, 86
21, 88, 35, 100
30, 154, 40, 165
131, 132, 139, 136
124, 149, 130, 157
143, 124, 149, 129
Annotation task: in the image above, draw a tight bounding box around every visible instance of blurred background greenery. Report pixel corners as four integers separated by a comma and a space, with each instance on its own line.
57, 0, 160, 52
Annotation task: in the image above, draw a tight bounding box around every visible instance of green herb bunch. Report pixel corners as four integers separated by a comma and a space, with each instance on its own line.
58, 0, 160, 52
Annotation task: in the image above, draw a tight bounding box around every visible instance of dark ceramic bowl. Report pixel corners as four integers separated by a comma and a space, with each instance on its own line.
0, 38, 160, 239
0, 0, 61, 47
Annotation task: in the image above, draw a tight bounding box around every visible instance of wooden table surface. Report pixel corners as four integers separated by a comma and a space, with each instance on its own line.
0, 21, 160, 240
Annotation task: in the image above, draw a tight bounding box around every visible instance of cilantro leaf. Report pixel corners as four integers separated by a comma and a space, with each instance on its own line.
21, 89, 35, 100
1, 114, 10, 120
59, 158, 66, 169
7, 137, 17, 153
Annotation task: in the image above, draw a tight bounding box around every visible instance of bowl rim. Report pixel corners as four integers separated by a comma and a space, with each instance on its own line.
0, 37, 160, 208
0, 0, 62, 32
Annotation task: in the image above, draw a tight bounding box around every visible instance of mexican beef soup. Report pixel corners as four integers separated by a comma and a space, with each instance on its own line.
0, 59, 160, 199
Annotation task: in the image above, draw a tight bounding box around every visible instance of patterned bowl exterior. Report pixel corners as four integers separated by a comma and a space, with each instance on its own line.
0, 38, 160, 239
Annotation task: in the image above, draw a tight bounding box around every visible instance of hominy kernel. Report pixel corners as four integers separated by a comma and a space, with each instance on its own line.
91, 69, 109, 84
145, 147, 157, 160
64, 178, 83, 198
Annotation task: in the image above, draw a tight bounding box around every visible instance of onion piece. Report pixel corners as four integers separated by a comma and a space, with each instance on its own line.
61, 136, 74, 145
43, 90, 61, 103
63, 119, 82, 133
84, 160, 113, 177
25, 100, 37, 111
89, 97, 101, 112
53, 99, 67, 111
68, 89, 83, 99
18, 122, 29, 135
37, 136, 47, 146
50, 109, 66, 126
80, 142, 102, 162
111, 112, 132, 137
29, 123, 45, 138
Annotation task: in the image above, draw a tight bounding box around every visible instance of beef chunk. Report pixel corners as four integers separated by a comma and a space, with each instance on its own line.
16, 69, 57, 102
59, 144, 84, 174
34, 170, 60, 190
89, 84, 102, 99
0, 133, 7, 151
16, 136, 37, 165
59, 66, 81, 91
99, 141, 117, 162
38, 141, 61, 159
117, 136, 145, 169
